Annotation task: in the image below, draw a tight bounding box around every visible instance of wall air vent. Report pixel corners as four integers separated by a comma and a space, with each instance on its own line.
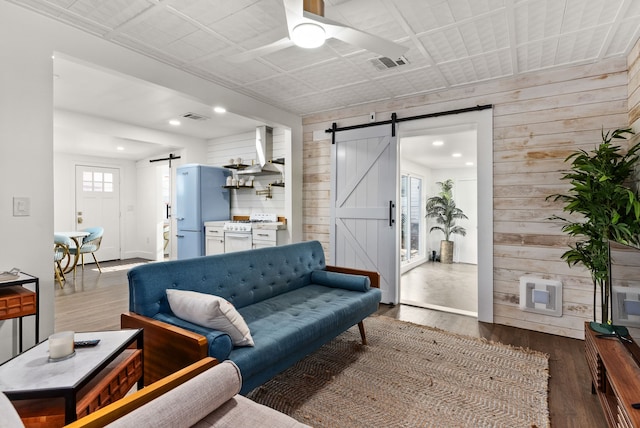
519, 276, 563, 317
181, 112, 209, 121
612, 286, 640, 328
369, 56, 409, 71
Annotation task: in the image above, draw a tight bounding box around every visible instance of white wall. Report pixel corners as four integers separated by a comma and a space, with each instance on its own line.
428, 169, 478, 264
0, 2, 55, 361
133, 160, 162, 260
0, 0, 302, 360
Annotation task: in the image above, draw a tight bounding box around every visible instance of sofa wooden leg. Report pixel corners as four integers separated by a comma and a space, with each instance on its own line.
358, 321, 367, 345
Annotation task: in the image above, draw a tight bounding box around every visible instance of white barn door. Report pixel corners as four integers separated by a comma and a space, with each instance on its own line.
331, 125, 399, 304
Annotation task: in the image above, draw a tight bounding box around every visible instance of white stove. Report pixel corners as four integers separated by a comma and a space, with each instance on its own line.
223, 213, 284, 232
223, 213, 286, 253
223, 221, 252, 232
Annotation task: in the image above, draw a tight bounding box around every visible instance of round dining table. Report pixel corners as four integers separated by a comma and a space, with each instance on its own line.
55, 231, 89, 274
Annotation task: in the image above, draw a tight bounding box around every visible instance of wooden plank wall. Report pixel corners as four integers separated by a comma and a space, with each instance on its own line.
630, 37, 640, 127
302, 57, 633, 339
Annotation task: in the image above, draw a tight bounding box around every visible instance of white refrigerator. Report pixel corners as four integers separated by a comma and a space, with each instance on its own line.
176, 164, 231, 259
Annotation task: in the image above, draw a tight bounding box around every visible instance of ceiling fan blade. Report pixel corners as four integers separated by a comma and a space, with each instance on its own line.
307, 12, 408, 59
227, 37, 295, 63
282, 0, 306, 37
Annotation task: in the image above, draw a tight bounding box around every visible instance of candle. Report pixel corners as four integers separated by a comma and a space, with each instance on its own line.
49, 331, 74, 360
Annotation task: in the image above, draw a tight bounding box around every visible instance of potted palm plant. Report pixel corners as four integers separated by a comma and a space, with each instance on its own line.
548, 128, 640, 333
426, 179, 468, 264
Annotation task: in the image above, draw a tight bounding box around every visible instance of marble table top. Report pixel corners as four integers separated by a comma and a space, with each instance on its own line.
0, 330, 139, 393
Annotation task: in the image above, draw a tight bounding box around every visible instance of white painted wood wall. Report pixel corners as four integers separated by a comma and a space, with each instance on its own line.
302, 54, 637, 339
207, 127, 286, 218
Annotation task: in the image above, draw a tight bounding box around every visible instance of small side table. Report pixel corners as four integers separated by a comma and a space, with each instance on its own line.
0, 272, 39, 353
0, 329, 143, 426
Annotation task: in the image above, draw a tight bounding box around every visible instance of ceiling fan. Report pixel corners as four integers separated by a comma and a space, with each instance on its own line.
228, 0, 408, 62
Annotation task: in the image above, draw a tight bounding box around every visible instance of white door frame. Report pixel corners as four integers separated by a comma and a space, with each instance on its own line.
397, 108, 493, 323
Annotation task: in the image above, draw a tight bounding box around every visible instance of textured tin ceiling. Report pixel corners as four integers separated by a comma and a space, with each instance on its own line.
11, 0, 640, 116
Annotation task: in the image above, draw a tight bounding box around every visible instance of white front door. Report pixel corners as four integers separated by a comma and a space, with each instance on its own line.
75, 165, 120, 262
331, 125, 399, 304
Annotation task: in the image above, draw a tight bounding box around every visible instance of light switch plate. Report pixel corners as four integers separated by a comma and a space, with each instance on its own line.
13, 197, 30, 217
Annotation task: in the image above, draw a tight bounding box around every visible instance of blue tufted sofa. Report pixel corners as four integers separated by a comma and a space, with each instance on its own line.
121, 240, 381, 394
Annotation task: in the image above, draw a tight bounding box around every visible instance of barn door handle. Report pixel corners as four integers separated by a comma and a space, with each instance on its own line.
389, 201, 395, 227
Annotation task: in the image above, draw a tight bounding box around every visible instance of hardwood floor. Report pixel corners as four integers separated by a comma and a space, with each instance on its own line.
54, 259, 147, 332
55, 259, 606, 427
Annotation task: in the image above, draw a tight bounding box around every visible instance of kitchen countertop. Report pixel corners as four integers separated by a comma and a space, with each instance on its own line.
204, 221, 227, 227
252, 222, 287, 231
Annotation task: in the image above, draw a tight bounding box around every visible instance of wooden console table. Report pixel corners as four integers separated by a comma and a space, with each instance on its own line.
585, 322, 640, 427
0, 272, 39, 353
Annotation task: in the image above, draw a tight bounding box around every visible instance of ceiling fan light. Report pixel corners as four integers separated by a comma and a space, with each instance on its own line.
292, 23, 326, 49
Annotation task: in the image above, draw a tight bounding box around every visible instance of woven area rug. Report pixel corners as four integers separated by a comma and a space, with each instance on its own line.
247, 316, 549, 428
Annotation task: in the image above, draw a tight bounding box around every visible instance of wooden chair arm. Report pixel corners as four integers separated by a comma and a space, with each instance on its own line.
325, 265, 381, 289
120, 312, 209, 385
65, 358, 218, 428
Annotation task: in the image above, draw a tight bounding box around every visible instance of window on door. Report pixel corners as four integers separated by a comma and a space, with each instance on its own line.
82, 171, 114, 192
401, 174, 423, 264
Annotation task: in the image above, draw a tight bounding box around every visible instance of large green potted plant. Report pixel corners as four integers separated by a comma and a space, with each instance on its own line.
426, 179, 468, 264
548, 128, 640, 333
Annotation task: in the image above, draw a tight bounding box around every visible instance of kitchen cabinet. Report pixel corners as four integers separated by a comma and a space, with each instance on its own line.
205, 222, 225, 256
252, 228, 286, 249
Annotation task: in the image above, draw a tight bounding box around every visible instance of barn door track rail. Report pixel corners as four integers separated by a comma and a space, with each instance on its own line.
325, 104, 493, 144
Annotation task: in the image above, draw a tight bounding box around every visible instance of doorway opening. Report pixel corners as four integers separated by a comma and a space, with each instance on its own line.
398, 124, 478, 317
161, 164, 172, 260
321, 106, 493, 321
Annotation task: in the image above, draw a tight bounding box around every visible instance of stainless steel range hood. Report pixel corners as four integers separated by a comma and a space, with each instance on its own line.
237, 126, 282, 176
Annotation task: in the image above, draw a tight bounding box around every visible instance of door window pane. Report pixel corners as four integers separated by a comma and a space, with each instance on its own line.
401, 176, 408, 262
82, 170, 114, 193
401, 174, 423, 264
410, 177, 422, 259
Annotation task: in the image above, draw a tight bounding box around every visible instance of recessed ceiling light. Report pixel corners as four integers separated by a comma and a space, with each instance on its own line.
432, 141, 443, 146
213, 106, 226, 114
169, 119, 181, 126
465, 161, 474, 166
452, 153, 462, 157
116, 146, 124, 151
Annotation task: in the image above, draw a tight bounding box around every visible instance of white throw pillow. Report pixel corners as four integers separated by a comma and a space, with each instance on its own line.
166, 289, 254, 347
